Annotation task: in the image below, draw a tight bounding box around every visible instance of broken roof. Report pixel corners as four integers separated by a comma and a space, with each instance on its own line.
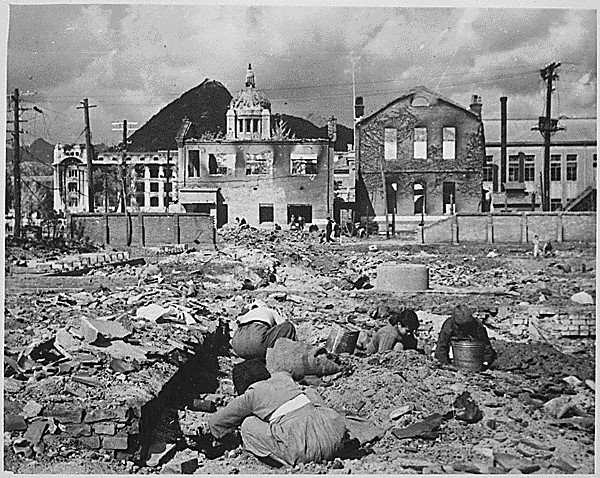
358, 85, 479, 125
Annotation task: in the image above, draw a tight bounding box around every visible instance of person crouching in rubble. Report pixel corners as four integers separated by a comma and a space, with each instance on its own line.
367, 308, 421, 354
208, 344, 348, 467
231, 302, 297, 361
434, 305, 497, 367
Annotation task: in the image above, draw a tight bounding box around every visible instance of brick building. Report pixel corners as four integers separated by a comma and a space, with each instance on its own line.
483, 117, 596, 211
176, 65, 335, 227
355, 86, 486, 226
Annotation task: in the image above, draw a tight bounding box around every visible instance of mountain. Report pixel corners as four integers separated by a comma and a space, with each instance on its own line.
128, 79, 232, 152
128, 79, 354, 152
5, 138, 54, 175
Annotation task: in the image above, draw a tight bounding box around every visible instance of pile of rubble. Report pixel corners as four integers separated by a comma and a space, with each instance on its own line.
4, 228, 595, 474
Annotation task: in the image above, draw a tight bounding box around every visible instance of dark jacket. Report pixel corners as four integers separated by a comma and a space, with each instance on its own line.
434, 317, 496, 365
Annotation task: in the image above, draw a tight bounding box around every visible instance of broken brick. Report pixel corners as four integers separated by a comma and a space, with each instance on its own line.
65, 423, 92, 437
102, 435, 129, 450
78, 435, 101, 449
93, 422, 116, 435
5, 414, 27, 432
23, 420, 49, 444
43, 404, 84, 424
84, 406, 129, 423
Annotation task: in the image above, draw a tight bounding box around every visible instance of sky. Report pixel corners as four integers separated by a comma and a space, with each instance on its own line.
5, 2, 598, 146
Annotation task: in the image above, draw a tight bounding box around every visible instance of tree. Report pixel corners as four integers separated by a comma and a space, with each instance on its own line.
92, 165, 121, 212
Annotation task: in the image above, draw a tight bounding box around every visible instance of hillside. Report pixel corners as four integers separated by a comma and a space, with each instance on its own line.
128, 80, 353, 152
128, 79, 232, 152
6, 138, 54, 175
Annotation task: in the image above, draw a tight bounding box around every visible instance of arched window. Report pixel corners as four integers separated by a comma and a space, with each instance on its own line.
411, 96, 430, 107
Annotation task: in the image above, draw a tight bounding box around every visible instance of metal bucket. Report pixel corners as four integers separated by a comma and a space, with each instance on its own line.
325, 324, 360, 354
451, 341, 486, 372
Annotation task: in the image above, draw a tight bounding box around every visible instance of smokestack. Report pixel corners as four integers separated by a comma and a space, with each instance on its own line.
355, 96, 364, 120
500, 97, 508, 191
470, 94, 482, 118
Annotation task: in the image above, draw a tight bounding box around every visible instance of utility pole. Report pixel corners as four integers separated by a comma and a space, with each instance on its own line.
9, 88, 28, 238
77, 98, 97, 212
120, 119, 128, 213
165, 150, 171, 211
533, 62, 564, 211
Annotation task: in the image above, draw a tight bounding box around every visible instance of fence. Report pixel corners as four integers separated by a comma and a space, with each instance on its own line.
70, 213, 216, 248
422, 212, 596, 244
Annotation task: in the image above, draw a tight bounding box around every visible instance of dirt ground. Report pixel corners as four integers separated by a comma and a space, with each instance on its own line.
3, 229, 596, 474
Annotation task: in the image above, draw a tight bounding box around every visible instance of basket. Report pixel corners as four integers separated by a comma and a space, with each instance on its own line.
451, 341, 486, 372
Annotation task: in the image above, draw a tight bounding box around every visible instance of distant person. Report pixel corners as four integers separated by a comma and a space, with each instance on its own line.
532, 235, 541, 258
289, 215, 298, 231
434, 305, 496, 367
325, 217, 333, 243
298, 216, 305, 231
543, 241, 554, 257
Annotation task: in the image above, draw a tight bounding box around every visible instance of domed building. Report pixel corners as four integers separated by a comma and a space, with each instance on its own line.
226, 64, 272, 140
176, 65, 337, 228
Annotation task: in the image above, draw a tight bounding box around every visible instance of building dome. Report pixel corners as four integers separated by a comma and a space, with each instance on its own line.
230, 64, 271, 111
231, 88, 271, 110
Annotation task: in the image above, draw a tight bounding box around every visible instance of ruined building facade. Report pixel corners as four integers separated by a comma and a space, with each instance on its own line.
176, 65, 334, 227
356, 86, 485, 223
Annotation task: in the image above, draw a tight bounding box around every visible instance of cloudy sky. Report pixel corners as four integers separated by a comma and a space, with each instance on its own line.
5, 2, 597, 146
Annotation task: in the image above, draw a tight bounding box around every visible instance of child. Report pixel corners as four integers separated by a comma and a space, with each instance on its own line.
367, 308, 420, 354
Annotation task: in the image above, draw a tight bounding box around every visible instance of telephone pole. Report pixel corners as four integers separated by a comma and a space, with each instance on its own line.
533, 62, 563, 211
165, 150, 171, 211
10, 88, 28, 238
120, 120, 128, 212
77, 99, 97, 212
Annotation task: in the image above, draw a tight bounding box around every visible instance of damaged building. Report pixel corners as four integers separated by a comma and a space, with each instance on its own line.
53, 144, 178, 214
355, 87, 486, 227
483, 107, 597, 211
176, 65, 336, 227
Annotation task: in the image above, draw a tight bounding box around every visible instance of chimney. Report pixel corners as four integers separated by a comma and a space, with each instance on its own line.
500, 96, 508, 191
355, 96, 364, 120
470, 94, 482, 118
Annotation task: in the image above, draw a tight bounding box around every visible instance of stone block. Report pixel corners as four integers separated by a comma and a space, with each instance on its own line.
5, 414, 27, 431
102, 435, 129, 450
79, 435, 101, 449
65, 423, 92, 437
44, 404, 84, 423
376, 264, 429, 292
80, 317, 131, 343
94, 422, 116, 435
24, 420, 49, 444
85, 406, 129, 423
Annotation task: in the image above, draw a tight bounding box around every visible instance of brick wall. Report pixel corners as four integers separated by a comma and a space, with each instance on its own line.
423, 212, 596, 244
562, 214, 597, 241
70, 213, 215, 248
529, 306, 596, 340
457, 214, 488, 242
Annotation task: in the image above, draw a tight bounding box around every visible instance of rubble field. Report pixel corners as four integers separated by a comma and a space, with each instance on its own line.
3, 228, 596, 474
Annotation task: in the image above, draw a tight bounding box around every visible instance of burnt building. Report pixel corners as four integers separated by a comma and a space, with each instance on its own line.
356, 86, 486, 227
176, 65, 335, 227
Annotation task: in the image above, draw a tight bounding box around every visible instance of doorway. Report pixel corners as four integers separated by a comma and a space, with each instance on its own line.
442, 181, 456, 214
